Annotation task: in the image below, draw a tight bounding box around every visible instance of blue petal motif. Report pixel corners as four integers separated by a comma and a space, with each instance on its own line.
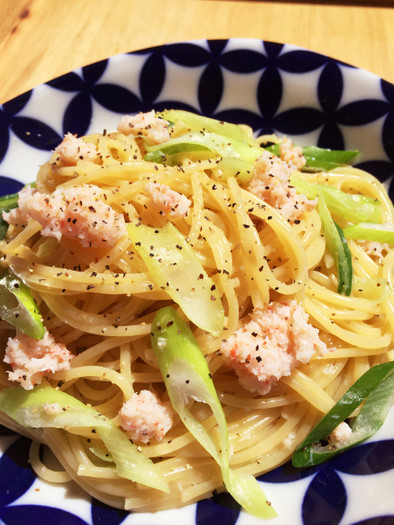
0, 176, 24, 196
258, 460, 319, 484
277, 49, 327, 73
0, 91, 32, 163
47, 72, 86, 92
274, 107, 325, 134
0, 436, 36, 509
215, 109, 264, 131
257, 65, 282, 125
330, 440, 394, 475
91, 498, 128, 525
2, 91, 32, 116
196, 492, 241, 525
92, 84, 142, 114
82, 60, 108, 86
199, 63, 223, 116
352, 516, 394, 525
318, 121, 345, 150
302, 467, 347, 525
318, 62, 343, 115
163, 43, 211, 67
263, 41, 284, 60
10, 116, 62, 150
336, 100, 389, 126
220, 49, 267, 73
0, 505, 89, 525
382, 108, 394, 163
62, 91, 92, 137
140, 53, 166, 106
0, 111, 10, 164
208, 40, 229, 57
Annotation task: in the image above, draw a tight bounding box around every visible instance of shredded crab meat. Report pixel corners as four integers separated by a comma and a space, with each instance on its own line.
54, 132, 98, 166
119, 389, 173, 443
329, 421, 353, 446
361, 240, 390, 259
279, 137, 306, 171
219, 300, 328, 395
4, 331, 73, 390
117, 110, 171, 144
3, 184, 127, 248
145, 182, 191, 217
246, 149, 316, 222
2, 185, 35, 226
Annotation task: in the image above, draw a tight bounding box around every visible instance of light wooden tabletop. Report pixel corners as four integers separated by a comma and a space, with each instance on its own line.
0, 0, 393, 104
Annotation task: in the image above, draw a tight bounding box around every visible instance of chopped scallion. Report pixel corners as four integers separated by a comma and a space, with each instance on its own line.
151, 306, 277, 519
292, 362, 394, 467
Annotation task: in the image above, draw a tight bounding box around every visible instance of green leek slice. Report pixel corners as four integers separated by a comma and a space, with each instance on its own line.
318, 194, 353, 295
144, 132, 263, 183
160, 109, 256, 146
0, 271, 45, 339
292, 361, 394, 467
151, 306, 277, 519
127, 222, 224, 336
343, 222, 394, 244
0, 385, 169, 492
290, 174, 381, 224
0, 191, 20, 240
267, 144, 359, 171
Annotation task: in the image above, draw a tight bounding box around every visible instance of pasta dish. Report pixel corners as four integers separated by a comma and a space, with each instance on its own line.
0, 109, 393, 518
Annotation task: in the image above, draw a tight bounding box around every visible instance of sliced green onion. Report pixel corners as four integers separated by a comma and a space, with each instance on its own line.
0, 183, 35, 240
343, 222, 394, 244
127, 222, 224, 336
151, 306, 277, 519
318, 194, 353, 295
290, 174, 381, 224
335, 221, 353, 295
292, 361, 394, 468
289, 173, 318, 199
0, 191, 19, 240
0, 271, 45, 339
144, 132, 263, 183
160, 109, 256, 146
145, 138, 211, 161
267, 144, 359, 171
0, 385, 169, 492
302, 146, 359, 171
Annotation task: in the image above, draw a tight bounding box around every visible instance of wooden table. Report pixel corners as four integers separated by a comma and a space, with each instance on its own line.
0, 0, 394, 104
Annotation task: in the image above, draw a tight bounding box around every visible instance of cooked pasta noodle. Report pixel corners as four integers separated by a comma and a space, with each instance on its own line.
0, 112, 393, 513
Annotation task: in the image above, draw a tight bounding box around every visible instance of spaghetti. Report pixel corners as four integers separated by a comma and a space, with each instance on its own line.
0, 110, 393, 513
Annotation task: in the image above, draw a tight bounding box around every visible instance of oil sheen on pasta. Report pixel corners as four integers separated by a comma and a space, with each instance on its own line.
0, 110, 393, 512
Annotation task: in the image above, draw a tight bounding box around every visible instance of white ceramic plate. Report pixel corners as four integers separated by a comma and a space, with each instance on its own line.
0, 39, 393, 525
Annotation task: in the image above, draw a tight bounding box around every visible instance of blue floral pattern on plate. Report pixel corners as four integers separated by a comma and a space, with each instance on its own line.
0, 39, 393, 524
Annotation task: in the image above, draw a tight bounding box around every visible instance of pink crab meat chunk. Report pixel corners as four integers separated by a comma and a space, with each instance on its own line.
4, 330, 73, 390
119, 389, 173, 443
3, 184, 127, 248
329, 421, 353, 446
117, 111, 171, 144
54, 132, 98, 166
246, 149, 316, 222
220, 300, 328, 395
279, 137, 306, 171
145, 182, 191, 218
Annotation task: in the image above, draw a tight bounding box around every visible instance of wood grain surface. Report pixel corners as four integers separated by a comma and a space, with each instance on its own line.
0, 0, 393, 104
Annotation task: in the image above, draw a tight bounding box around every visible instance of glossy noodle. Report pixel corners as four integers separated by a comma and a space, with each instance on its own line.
0, 111, 393, 512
